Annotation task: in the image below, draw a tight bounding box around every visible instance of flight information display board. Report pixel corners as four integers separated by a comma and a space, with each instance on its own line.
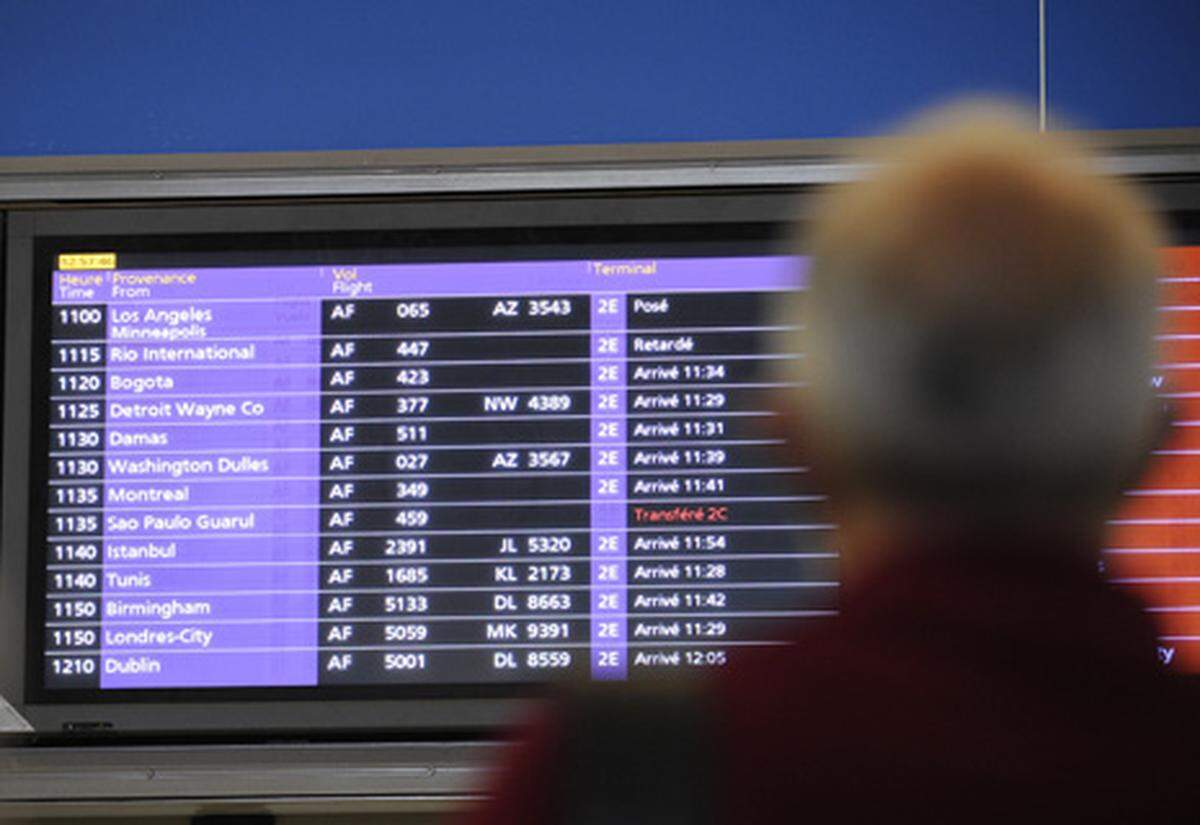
41, 255, 835, 691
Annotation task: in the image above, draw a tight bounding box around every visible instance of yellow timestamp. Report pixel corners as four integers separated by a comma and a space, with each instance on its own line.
57, 253, 116, 271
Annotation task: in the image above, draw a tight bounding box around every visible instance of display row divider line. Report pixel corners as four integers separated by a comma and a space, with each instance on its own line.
51, 324, 805, 345
55, 444, 788, 462
51, 383, 801, 399
1104, 547, 1200, 554
47, 610, 840, 628
54, 552, 835, 570
51, 581, 840, 598
47, 466, 809, 484
1125, 489, 1200, 496
51, 437, 785, 450
55, 284, 798, 305
112, 640, 802, 655
51, 412, 781, 425
53, 354, 802, 376
48, 494, 825, 513
58, 384, 807, 402
55, 410, 796, 428
48, 524, 834, 541
55, 444, 790, 458
49, 640, 793, 656
1109, 517, 1200, 525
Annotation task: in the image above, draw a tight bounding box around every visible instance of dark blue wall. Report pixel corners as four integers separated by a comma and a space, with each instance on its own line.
1047, 0, 1200, 131
0, 1, 1194, 157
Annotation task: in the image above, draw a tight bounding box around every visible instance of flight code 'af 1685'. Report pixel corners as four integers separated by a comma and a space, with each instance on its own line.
41, 256, 830, 691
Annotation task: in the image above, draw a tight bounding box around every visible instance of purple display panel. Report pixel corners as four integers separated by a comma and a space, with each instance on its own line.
101, 592, 318, 622
100, 651, 317, 689
105, 395, 320, 426
91, 298, 323, 689
102, 479, 320, 509
102, 562, 317, 593
105, 339, 321, 368
107, 363, 322, 397
103, 303, 324, 341
589, 294, 627, 679
54, 257, 803, 304
103, 426, 321, 454
103, 536, 317, 566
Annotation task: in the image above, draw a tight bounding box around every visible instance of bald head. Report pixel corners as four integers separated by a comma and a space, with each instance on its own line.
781, 105, 1166, 518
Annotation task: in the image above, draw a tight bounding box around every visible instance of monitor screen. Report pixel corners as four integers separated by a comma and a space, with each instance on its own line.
39, 248, 832, 695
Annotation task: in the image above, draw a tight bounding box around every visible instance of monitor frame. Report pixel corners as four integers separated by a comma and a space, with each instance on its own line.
4, 173, 1200, 740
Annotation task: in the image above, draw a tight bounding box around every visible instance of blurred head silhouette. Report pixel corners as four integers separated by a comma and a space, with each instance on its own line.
778, 103, 1167, 552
